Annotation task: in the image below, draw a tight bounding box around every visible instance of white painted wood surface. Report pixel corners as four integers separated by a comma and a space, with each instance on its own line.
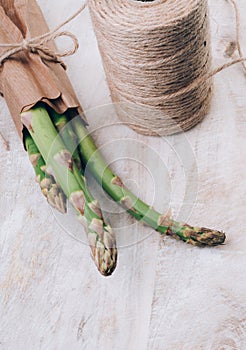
0, 1, 246, 349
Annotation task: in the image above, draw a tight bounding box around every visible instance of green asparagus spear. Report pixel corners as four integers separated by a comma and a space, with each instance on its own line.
72, 116, 226, 247
50, 110, 102, 207
21, 106, 117, 276
50, 109, 118, 270
50, 111, 82, 171
23, 128, 67, 213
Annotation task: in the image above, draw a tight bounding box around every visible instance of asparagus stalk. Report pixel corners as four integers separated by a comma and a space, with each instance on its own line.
72, 116, 226, 247
50, 110, 99, 205
21, 105, 117, 276
50, 109, 118, 265
50, 109, 120, 260
23, 128, 67, 213
50, 110, 82, 171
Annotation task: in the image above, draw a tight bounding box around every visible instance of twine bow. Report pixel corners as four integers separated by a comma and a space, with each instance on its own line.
0, 3, 87, 68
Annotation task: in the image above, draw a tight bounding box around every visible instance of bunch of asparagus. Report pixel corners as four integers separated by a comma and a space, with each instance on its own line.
22, 105, 117, 276
21, 105, 226, 276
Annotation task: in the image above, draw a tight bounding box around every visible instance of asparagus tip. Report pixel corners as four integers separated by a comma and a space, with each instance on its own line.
166, 223, 226, 247
189, 227, 226, 247
88, 224, 118, 276
93, 244, 118, 276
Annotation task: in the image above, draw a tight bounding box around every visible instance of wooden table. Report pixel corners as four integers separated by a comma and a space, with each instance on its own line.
0, 1, 245, 349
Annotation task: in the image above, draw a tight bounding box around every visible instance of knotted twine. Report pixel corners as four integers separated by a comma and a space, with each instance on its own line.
0, 3, 87, 69
88, 0, 246, 136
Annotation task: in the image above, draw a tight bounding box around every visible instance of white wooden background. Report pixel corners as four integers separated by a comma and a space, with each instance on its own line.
0, 1, 246, 349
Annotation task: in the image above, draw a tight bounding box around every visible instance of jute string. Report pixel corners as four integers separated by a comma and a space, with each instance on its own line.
88, 0, 246, 136
0, 3, 87, 68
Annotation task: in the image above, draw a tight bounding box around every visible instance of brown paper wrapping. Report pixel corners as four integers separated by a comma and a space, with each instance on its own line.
0, 0, 85, 139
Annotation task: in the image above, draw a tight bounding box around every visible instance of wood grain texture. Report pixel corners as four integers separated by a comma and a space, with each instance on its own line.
0, 0, 245, 349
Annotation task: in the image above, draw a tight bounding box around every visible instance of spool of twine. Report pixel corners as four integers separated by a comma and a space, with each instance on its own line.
88, 0, 213, 136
